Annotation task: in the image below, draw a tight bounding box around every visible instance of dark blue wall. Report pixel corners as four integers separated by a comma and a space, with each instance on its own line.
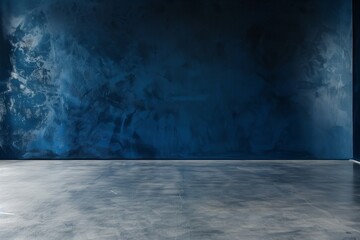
0, 0, 353, 159
354, 0, 360, 160
0, 5, 13, 158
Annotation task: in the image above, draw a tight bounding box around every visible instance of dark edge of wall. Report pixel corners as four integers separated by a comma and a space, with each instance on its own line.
354, 0, 359, 160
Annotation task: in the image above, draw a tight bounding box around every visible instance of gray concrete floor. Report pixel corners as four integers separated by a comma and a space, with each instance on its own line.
0, 160, 360, 240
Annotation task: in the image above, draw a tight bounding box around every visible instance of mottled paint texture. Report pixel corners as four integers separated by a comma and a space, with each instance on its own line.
0, 0, 353, 159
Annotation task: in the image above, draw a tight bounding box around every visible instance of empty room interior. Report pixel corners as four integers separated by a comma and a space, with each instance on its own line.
1, 0, 360, 239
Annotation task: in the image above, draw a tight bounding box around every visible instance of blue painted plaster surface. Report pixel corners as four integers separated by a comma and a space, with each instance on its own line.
0, 0, 353, 159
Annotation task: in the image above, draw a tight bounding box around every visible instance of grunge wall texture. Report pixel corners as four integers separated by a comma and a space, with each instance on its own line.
0, 0, 352, 159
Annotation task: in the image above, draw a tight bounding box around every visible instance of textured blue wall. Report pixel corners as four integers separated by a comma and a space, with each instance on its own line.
0, 0, 353, 159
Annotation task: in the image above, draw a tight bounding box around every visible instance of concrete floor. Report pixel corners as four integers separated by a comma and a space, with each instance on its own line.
0, 160, 360, 240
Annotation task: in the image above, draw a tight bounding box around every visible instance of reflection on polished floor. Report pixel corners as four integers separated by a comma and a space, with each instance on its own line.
0, 160, 360, 240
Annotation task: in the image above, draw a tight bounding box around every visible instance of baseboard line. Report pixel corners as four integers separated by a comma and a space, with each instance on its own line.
349, 159, 360, 165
